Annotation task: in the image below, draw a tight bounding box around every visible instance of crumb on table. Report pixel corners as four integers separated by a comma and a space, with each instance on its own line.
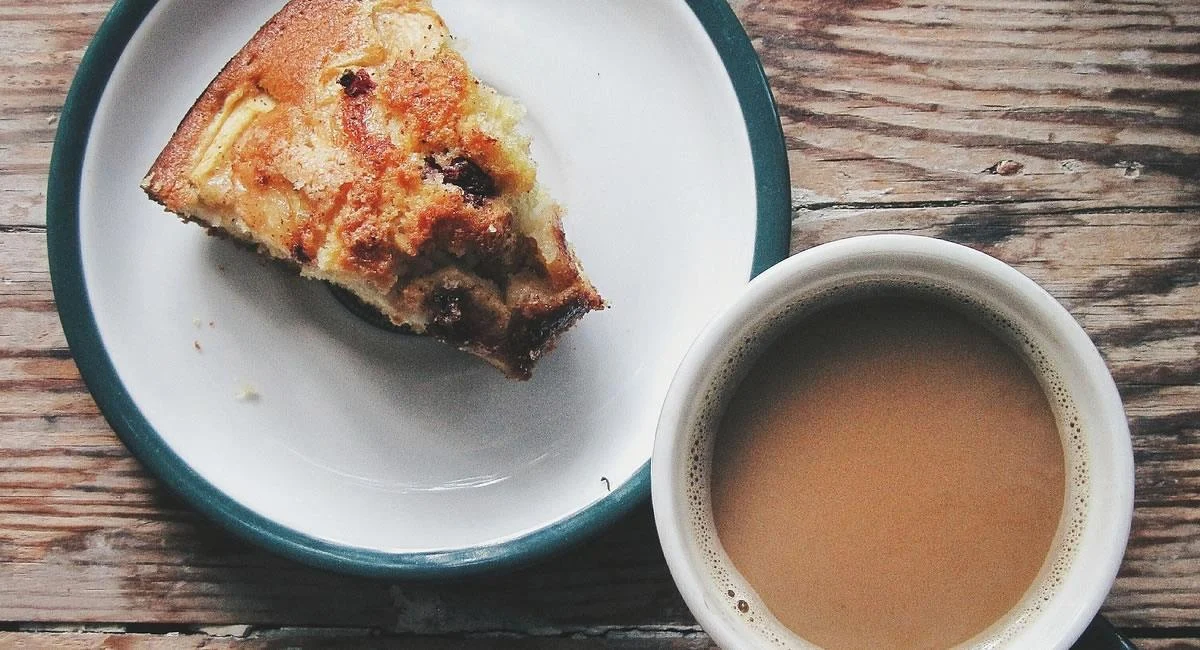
235, 384, 260, 401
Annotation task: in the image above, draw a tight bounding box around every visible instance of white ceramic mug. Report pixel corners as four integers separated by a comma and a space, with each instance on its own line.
652, 235, 1134, 649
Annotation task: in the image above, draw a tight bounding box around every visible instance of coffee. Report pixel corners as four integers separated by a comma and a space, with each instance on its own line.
659, 237, 1127, 650
710, 296, 1067, 648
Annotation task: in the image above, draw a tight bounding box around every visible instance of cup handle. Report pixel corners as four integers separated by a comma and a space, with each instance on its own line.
1072, 615, 1137, 650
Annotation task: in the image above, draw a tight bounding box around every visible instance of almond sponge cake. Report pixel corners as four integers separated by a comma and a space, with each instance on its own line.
142, 0, 603, 379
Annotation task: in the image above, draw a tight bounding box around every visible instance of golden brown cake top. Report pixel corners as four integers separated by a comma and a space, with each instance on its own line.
143, 0, 602, 378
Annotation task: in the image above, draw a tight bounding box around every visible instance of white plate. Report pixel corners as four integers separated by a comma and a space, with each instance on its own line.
49, 0, 789, 576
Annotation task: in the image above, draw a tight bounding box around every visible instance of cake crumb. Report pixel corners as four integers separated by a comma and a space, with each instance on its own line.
193, 318, 202, 328
193, 340, 202, 352
235, 384, 260, 401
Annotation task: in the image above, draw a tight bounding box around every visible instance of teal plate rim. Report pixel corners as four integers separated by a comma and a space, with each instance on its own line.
46, 0, 791, 578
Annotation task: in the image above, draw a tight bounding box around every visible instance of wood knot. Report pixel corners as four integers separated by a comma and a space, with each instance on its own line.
983, 160, 1024, 176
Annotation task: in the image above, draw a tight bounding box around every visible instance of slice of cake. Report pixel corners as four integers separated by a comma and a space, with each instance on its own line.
142, 0, 603, 379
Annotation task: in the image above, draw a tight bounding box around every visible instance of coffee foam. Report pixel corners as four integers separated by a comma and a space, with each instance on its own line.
684, 279, 1090, 648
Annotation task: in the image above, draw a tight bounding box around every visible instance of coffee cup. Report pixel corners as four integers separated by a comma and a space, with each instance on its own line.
652, 235, 1134, 649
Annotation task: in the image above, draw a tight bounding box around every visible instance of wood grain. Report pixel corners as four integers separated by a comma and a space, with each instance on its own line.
1, 632, 721, 649
745, 0, 1200, 207
0, 0, 1197, 645
0, 632, 1197, 649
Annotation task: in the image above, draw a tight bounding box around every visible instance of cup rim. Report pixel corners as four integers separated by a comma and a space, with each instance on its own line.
651, 234, 1134, 649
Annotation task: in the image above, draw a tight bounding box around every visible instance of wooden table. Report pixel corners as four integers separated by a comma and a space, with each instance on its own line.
3, 0, 1197, 647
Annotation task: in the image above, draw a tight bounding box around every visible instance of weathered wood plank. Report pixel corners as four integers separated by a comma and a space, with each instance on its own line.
0, 503, 691, 630
2, 631, 1196, 649
744, 0, 1200, 206
1108, 506, 1200, 628
0, 2, 108, 229
0, 632, 720, 649
1136, 641, 1200, 650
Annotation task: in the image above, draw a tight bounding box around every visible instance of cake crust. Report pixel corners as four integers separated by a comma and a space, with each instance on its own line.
142, 0, 602, 379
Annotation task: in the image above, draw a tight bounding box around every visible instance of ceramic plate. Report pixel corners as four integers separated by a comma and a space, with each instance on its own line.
48, 0, 789, 577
